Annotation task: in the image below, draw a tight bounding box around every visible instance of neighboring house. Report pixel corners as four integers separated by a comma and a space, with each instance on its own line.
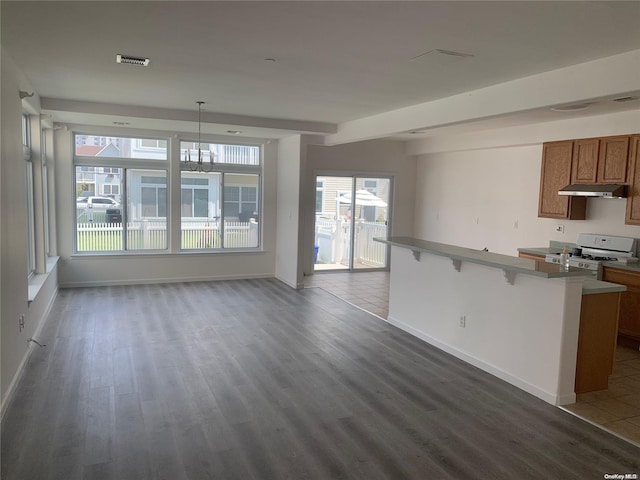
75, 137, 259, 221
75, 143, 123, 201
316, 176, 388, 222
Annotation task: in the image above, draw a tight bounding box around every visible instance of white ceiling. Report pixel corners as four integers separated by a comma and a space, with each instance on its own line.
2, 1, 640, 142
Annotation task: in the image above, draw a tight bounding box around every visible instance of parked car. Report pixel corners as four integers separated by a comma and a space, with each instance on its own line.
76, 196, 119, 210
76, 196, 121, 222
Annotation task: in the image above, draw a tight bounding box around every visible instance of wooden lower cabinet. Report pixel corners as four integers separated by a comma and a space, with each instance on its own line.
574, 292, 620, 394
517, 253, 620, 393
517, 252, 545, 261
602, 266, 640, 343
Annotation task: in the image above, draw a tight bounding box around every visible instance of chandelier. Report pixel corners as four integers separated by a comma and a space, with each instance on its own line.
183, 101, 214, 172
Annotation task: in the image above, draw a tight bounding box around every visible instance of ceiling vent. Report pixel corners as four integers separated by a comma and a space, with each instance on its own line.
612, 96, 639, 103
411, 49, 474, 65
551, 103, 592, 112
116, 54, 150, 66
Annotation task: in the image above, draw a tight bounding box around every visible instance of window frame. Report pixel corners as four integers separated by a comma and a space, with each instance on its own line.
23, 114, 36, 278
73, 132, 170, 254
316, 179, 325, 213
72, 132, 263, 255
179, 140, 262, 251
74, 134, 168, 161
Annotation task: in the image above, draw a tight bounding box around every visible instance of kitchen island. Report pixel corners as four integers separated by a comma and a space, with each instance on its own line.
375, 237, 625, 405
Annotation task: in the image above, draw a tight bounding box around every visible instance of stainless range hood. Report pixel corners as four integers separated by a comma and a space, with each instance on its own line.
558, 184, 627, 198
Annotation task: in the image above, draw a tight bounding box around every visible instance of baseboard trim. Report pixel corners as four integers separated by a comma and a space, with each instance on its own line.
1, 288, 59, 420
386, 314, 572, 406
59, 273, 275, 289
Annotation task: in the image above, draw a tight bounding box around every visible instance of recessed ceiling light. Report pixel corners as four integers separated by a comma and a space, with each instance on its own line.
227, 130, 242, 135
116, 54, 150, 66
550, 103, 592, 112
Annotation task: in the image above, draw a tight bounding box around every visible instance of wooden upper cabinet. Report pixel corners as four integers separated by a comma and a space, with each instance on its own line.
570, 136, 630, 185
571, 138, 599, 184
625, 135, 640, 225
597, 135, 630, 184
538, 141, 586, 219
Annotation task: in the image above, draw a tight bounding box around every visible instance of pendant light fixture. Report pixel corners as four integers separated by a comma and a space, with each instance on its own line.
183, 101, 214, 172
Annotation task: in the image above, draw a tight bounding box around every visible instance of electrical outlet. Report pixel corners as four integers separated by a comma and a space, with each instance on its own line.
555, 224, 564, 233
18, 314, 25, 332
513, 220, 518, 229
459, 315, 466, 328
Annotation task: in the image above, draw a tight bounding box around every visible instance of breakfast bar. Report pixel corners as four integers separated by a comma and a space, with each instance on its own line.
374, 236, 626, 405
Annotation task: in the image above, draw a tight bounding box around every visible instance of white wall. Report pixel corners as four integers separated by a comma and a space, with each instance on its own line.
303, 139, 417, 275
413, 111, 640, 253
275, 135, 303, 288
1, 50, 58, 408
387, 246, 583, 405
54, 127, 278, 287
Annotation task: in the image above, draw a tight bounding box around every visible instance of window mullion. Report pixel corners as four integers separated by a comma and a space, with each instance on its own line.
220, 173, 225, 248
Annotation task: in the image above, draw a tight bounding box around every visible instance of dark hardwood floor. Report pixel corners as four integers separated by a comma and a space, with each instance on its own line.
2, 278, 639, 479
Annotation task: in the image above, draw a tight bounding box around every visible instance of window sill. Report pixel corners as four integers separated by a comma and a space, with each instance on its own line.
70, 249, 266, 260
28, 256, 60, 305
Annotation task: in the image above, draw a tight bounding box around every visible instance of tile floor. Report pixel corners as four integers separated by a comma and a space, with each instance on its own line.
563, 345, 640, 446
304, 270, 640, 446
303, 270, 390, 319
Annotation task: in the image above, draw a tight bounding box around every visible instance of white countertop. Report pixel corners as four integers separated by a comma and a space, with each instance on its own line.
377, 237, 593, 279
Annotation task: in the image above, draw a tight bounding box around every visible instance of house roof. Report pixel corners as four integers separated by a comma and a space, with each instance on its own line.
76, 145, 104, 156
2, 1, 640, 143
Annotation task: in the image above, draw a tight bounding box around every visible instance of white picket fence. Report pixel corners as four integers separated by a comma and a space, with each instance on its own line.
181, 220, 258, 249
77, 219, 258, 251
315, 218, 387, 267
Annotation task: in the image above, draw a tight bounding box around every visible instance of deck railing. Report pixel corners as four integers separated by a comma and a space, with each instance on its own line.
314, 218, 386, 267
356, 222, 387, 267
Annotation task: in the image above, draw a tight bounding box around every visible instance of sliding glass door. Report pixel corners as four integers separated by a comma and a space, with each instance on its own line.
314, 175, 390, 271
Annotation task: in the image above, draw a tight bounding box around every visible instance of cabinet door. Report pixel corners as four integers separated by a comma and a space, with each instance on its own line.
571, 138, 599, 184
625, 135, 640, 225
618, 285, 640, 340
597, 136, 630, 184
602, 267, 640, 341
538, 141, 586, 219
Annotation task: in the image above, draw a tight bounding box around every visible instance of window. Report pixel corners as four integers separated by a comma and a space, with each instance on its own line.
362, 179, 380, 222
316, 179, 325, 212
42, 129, 51, 256
73, 134, 262, 254
137, 138, 167, 150
140, 176, 166, 218
75, 135, 167, 160
363, 179, 377, 192
181, 176, 212, 218
74, 133, 168, 252
180, 142, 260, 166
102, 184, 120, 196
23, 114, 36, 277
224, 182, 258, 221
179, 141, 261, 250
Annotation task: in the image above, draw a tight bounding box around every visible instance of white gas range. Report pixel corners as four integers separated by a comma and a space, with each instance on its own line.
545, 233, 637, 280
